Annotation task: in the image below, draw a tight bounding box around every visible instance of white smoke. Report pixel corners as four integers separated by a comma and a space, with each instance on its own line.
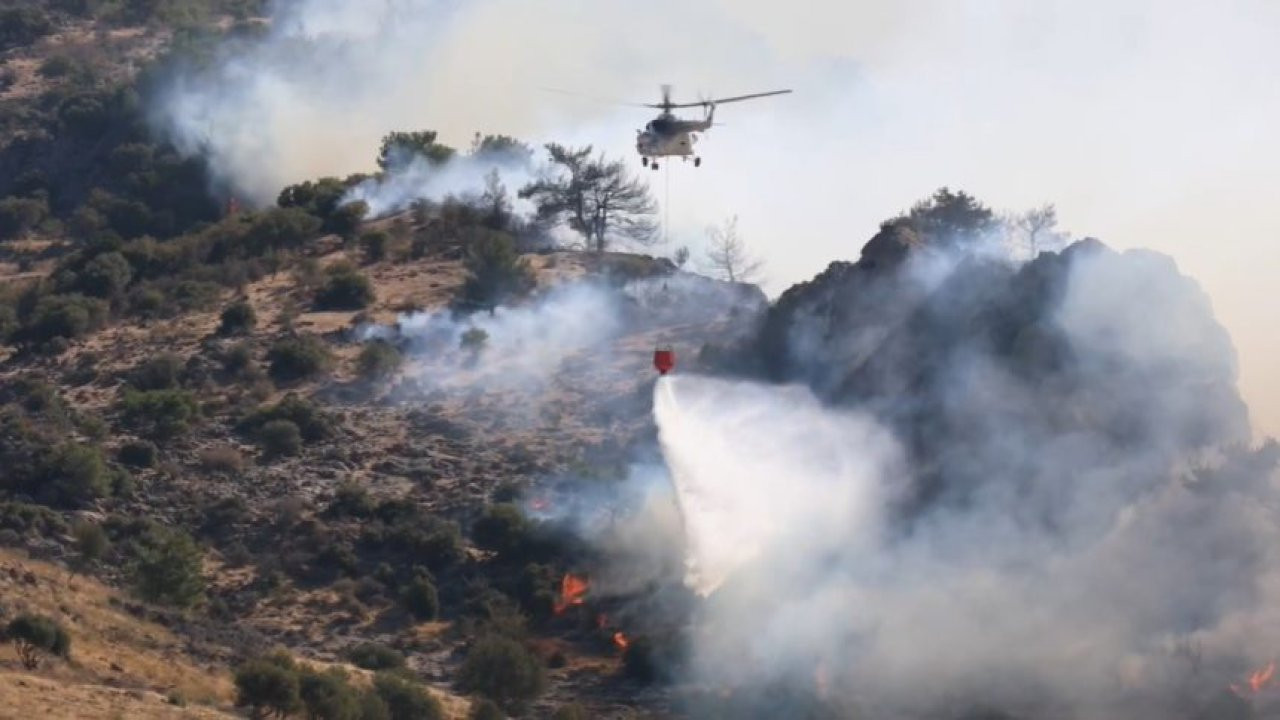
341, 154, 533, 219
150, 0, 1280, 437
650, 246, 1280, 718
366, 280, 626, 397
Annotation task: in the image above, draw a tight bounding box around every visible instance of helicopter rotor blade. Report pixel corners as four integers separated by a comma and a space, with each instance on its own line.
699, 89, 794, 107
661, 83, 673, 107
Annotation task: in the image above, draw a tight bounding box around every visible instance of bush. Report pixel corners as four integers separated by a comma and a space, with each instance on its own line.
360, 231, 390, 263
401, 575, 439, 621
258, 419, 302, 459
5, 614, 70, 670
0, 501, 67, 538
0, 8, 53, 52
246, 207, 322, 254
327, 201, 367, 239
460, 327, 488, 353
72, 519, 109, 572
458, 231, 534, 313
198, 445, 245, 474
314, 263, 375, 311
456, 635, 545, 713
39, 443, 110, 507
235, 657, 301, 719
79, 251, 133, 298
120, 389, 200, 440
329, 479, 374, 518
128, 353, 184, 391
0, 195, 49, 240
17, 294, 107, 346
347, 642, 405, 671
267, 335, 333, 383
117, 440, 158, 468
373, 672, 443, 720
131, 527, 204, 607
299, 666, 362, 720
238, 394, 334, 443
357, 340, 402, 381
472, 504, 530, 559
219, 300, 256, 335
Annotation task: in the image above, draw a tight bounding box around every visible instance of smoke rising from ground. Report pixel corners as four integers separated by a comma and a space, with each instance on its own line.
151, 0, 1280, 436
653, 243, 1280, 718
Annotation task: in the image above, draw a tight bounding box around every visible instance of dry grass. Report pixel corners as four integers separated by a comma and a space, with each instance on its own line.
0, 549, 236, 718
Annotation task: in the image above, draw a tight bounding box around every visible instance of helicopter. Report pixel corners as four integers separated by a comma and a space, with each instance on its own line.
634, 85, 791, 169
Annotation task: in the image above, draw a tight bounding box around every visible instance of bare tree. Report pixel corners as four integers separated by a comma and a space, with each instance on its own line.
703, 216, 762, 283
1014, 203, 1060, 257
519, 144, 657, 252
673, 246, 690, 269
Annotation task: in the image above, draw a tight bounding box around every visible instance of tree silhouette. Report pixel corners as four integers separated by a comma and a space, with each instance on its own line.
520, 144, 657, 252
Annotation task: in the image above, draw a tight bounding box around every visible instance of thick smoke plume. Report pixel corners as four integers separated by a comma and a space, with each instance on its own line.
652, 242, 1280, 718
151, 0, 1280, 435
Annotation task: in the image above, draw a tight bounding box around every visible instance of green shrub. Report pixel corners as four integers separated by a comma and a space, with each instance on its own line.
456, 635, 545, 713
235, 657, 301, 719
5, 614, 70, 670
120, 388, 200, 440
219, 299, 256, 335
458, 231, 534, 313
79, 251, 133, 298
17, 294, 107, 346
0, 195, 49, 240
460, 327, 488, 353
39, 443, 110, 507
258, 419, 302, 459
0, 501, 67, 538
401, 575, 440, 621
128, 353, 184, 391
472, 503, 530, 559
360, 231, 390, 263
246, 207, 322, 254
328, 480, 374, 518
357, 339, 402, 381
327, 201, 367, 239
267, 335, 333, 383
299, 666, 362, 720
373, 672, 443, 720
347, 642, 405, 672
72, 519, 109, 573
314, 263, 375, 311
238, 394, 334, 443
117, 440, 157, 468
0, 7, 53, 52
131, 527, 204, 607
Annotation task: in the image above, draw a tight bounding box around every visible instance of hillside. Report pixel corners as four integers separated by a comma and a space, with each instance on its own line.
2, 4, 1279, 720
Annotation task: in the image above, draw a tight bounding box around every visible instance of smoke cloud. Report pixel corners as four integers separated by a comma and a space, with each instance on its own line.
652, 243, 1280, 718
150, 0, 1280, 436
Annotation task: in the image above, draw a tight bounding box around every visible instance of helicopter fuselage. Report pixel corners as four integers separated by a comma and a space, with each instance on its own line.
636, 113, 712, 159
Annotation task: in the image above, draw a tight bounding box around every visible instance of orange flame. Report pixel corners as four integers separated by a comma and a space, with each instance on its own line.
613, 631, 630, 651
1231, 660, 1277, 696
553, 573, 589, 615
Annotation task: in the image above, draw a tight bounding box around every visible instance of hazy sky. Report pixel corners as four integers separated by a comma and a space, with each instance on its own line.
161, 0, 1280, 436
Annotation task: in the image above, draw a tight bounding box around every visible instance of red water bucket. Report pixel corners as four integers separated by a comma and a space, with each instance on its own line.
653, 347, 675, 375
